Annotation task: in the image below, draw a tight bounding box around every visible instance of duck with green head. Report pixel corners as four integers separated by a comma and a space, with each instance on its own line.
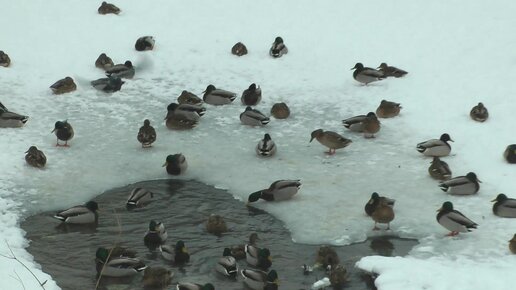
91, 76, 124, 92
436, 201, 477, 236
491, 194, 516, 218
144, 220, 167, 250
163, 153, 188, 175
351, 63, 385, 85
439, 172, 480, 195
54, 201, 98, 224
241, 269, 279, 290
245, 245, 272, 270
215, 248, 238, 278
95, 247, 146, 277
106, 60, 135, 79
248, 180, 301, 203
52, 120, 74, 147
160, 240, 190, 264
417, 133, 453, 157
202, 84, 236, 105
504, 144, 516, 163
0, 102, 28, 128
126, 187, 153, 208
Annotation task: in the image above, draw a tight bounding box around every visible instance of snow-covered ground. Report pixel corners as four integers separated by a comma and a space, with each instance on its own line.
1, 0, 516, 289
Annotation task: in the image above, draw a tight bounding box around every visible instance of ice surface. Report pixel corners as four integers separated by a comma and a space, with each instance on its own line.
1, 0, 516, 289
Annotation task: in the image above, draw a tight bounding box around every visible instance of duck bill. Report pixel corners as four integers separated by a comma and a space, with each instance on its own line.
477, 179, 482, 183
436, 207, 442, 212
490, 198, 496, 202
161, 161, 168, 167
182, 247, 189, 254
309, 136, 315, 143
51, 128, 56, 133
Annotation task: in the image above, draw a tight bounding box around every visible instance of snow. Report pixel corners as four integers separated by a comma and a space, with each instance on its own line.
1, 0, 516, 289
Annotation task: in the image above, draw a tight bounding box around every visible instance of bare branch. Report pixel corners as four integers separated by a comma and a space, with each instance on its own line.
95, 209, 122, 290
10, 270, 26, 290
1, 241, 47, 289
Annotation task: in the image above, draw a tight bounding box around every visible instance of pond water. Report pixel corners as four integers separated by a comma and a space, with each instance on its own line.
22, 179, 417, 290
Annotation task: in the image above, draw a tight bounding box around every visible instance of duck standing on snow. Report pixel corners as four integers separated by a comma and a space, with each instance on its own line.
135, 36, 155, 51
269, 36, 288, 58
0, 51, 11, 67
176, 282, 215, 290
241, 269, 279, 290
50, 77, 77, 95
25, 146, 47, 168
270, 102, 290, 119
417, 133, 453, 157
256, 133, 277, 157
0, 102, 28, 128
163, 153, 188, 175
364, 192, 395, 216
436, 201, 477, 236
351, 63, 385, 85
310, 129, 352, 155
371, 198, 395, 230
215, 248, 238, 278
166, 102, 206, 122
106, 60, 135, 79
98, 1, 121, 15
137, 119, 156, 148
377, 63, 408, 78
160, 240, 190, 264
248, 180, 301, 203
491, 194, 516, 218
241, 83, 262, 106
202, 84, 236, 105
126, 187, 153, 208
53, 201, 99, 224
91, 76, 124, 93
343, 112, 378, 133
178, 90, 203, 105
240, 106, 270, 126
231, 42, 248, 56
362, 112, 381, 138
95, 53, 114, 70
52, 120, 74, 147
439, 172, 481, 195
376, 100, 402, 118
144, 220, 168, 249
509, 234, 516, 254
428, 156, 452, 180
504, 144, 516, 163
95, 247, 146, 278
470, 102, 489, 122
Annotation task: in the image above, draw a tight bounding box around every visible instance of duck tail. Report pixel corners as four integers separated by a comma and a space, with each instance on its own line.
438, 183, 449, 192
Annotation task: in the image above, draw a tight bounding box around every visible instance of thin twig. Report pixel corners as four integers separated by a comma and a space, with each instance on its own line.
1, 241, 47, 289
10, 270, 26, 290
95, 208, 122, 290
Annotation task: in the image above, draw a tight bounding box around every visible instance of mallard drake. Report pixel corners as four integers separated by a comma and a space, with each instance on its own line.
439, 172, 480, 195
144, 220, 168, 249
178, 90, 203, 105
166, 102, 206, 122
160, 240, 190, 264
417, 133, 453, 157
54, 201, 98, 224
91, 76, 124, 93
231, 42, 248, 56
137, 119, 156, 148
0, 51, 10, 67
328, 264, 348, 288
428, 157, 452, 180
95, 247, 146, 278
504, 144, 516, 163
206, 214, 228, 235
509, 234, 516, 254
256, 133, 277, 157
126, 187, 153, 208
25, 146, 47, 168
371, 198, 395, 230
248, 180, 301, 203
364, 192, 395, 216
241, 269, 279, 290
315, 246, 340, 268
240, 106, 270, 126
470, 102, 488, 122
50, 77, 76, 95
377, 63, 408, 78
351, 63, 385, 85
95, 53, 114, 70
176, 283, 215, 290
52, 120, 74, 147
135, 36, 155, 51
106, 60, 135, 79
0, 102, 28, 128
270, 102, 290, 119
98, 1, 120, 15
245, 245, 272, 269
105, 246, 137, 258
436, 201, 477, 236
241, 83, 262, 106
310, 129, 352, 155
142, 266, 173, 288
269, 36, 288, 58
231, 233, 259, 260
162, 153, 188, 175
202, 84, 236, 105
342, 114, 367, 132
491, 194, 516, 218
216, 248, 238, 278
363, 112, 380, 138
376, 100, 402, 118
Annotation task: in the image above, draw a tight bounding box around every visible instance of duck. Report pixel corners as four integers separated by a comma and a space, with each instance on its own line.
491, 194, 516, 218
50, 77, 77, 95
144, 220, 168, 249
245, 245, 272, 269
52, 120, 74, 147
436, 201, 477, 236
95, 53, 114, 70
202, 84, 236, 105
137, 119, 156, 148
240, 106, 270, 126
231, 42, 248, 56
91, 76, 124, 92
256, 133, 277, 157
376, 100, 402, 118
328, 264, 348, 288
165, 114, 198, 130
205, 214, 228, 235
104, 246, 137, 258
215, 248, 238, 278
98, 1, 121, 15
342, 114, 368, 132
270, 102, 290, 119
160, 240, 190, 264
504, 144, 516, 163
241, 83, 262, 106
439, 172, 480, 195
310, 129, 352, 155
95, 247, 146, 278
0, 102, 28, 128
230, 233, 259, 260
241, 269, 279, 290
142, 266, 173, 288
248, 180, 301, 203
470, 102, 488, 122
178, 90, 203, 105
416, 133, 453, 157
0, 51, 10, 67
351, 63, 385, 85
509, 234, 516, 254
126, 187, 153, 208
315, 246, 340, 268
176, 283, 215, 290
53, 201, 99, 224
377, 63, 408, 78
428, 157, 452, 180
166, 102, 206, 122
162, 153, 188, 175
371, 198, 395, 230
362, 112, 381, 138
135, 36, 155, 51
269, 36, 288, 58
106, 60, 135, 79
364, 192, 395, 216
25, 146, 47, 168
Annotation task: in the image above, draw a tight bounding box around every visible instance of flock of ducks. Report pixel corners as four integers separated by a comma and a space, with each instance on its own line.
2, 1, 516, 289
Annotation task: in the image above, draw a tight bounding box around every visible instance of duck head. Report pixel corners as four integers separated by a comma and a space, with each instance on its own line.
351, 63, 364, 70
310, 129, 323, 142
491, 193, 507, 202
203, 84, 216, 94
440, 133, 453, 142
175, 240, 188, 253
466, 172, 481, 183
85, 201, 99, 212
438, 201, 454, 212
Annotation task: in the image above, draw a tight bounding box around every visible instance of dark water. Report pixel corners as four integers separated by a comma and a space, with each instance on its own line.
22, 179, 417, 290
